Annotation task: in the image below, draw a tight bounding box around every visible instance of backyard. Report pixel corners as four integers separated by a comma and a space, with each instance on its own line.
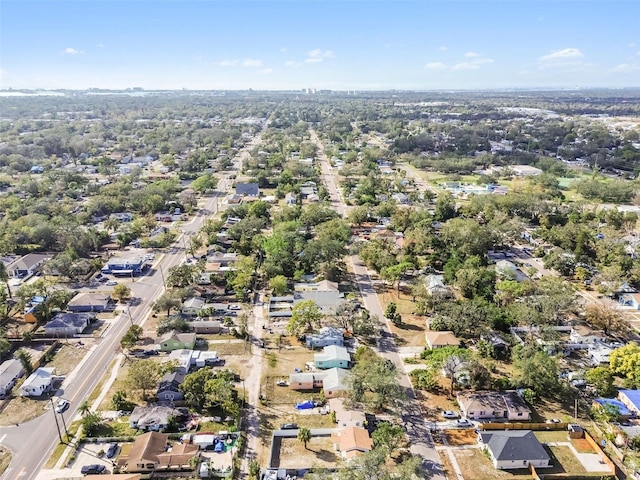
272, 435, 340, 469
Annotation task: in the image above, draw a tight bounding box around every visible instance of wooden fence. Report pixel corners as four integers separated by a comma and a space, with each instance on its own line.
480, 422, 569, 431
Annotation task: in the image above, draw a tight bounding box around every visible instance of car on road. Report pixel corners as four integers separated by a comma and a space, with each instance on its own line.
81, 464, 106, 474
280, 423, 298, 430
456, 419, 473, 428
55, 399, 69, 414
106, 442, 118, 458
106, 281, 117, 286
442, 410, 459, 419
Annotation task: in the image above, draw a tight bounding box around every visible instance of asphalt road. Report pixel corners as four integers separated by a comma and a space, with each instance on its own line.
0, 128, 265, 480
311, 129, 446, 479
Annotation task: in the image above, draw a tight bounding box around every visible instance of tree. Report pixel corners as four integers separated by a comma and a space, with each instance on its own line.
181, 367, 213, 408
126, 359, 161, 400
610, 343, 640, 387
15, 350, 33, 375
188, 234, 204, 258
512, 346, 561, 396
380, 261, 413, 293
585, 366, 616, 397
190, 173, 218, 193
349, 347, 405, 410
81, 411, 103, 437
287, 300, 323, 336
110, 390, 128, 410
585, 303, 628, 336
269, 275, 289, 296
384, 302, 402, 326
111, 283, 131, 303
0, 262, 12, 299
153, 291, 182, 316
120, 325, 143, 351
372, 421, 406, 457
78, 401, 91, 417
297, 426, 311, 450
167, 264, 199, 288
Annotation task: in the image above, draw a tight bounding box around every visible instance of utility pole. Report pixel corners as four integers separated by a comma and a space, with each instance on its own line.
60, 411, 69, 440
49, 396, 63, 443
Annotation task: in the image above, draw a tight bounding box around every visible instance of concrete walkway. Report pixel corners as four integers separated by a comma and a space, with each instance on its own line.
545, 441, 610, 473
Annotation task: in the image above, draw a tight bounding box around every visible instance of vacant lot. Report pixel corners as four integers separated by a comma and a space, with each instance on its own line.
454, 448, 534, 480
380, 289, 426, 347
273, 435, 339, 469
443, 428, 478, 446
47, 344, 87, 376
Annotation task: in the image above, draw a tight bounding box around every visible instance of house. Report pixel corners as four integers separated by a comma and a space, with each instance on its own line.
235, 182, 259, 197
0, 359, 25, 398
619, 390, 640, 416
20, 367, 55, 397
157, 370, 186, 402
103, 256, 146, 276
289, 372, 326, 391
322, 368, 350, 398
180, 297, 205, 316
314, 345, 351, 370
23, 295, 46, 323
285, 192, 297, 205
424, 274, 449, 296
117, 431, 168, 472
156, 442, 199, 470
495, 260, 529, 282
478, 430, 550, 470
619, 293, 640, 309
6, 253, 51, 278
43, 312, 93, 336
294, 280, 339, 292
589, 343, 616, 366
129, 405, 181, 431
306, 327, 344, 349
163, 349, 220, 373
330, 398, 366, 427
157, 331, 196, 352
457, 391, 532, 421
332, 427, 373, 460
425, 330, 460, 349
569, 325, 607, 345
294, 290, 344, 315
188, 320, 222, 334
110, 212, 133, 222
67, 292, 111, 312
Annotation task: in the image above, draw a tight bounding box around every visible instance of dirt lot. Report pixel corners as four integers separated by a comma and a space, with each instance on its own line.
438, 451, 455, 480
416, 390, 459, 421
0, 450, 10, 475
273, 435, 339, 469
380, 289, 426, 347
443, 428, 478, 446
454, 448, 535, 480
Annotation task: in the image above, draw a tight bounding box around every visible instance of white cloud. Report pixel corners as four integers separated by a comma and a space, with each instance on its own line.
242, 59, 264, 68
218, 60, 239, 67
424, 62, 448, 70
61, 47, 83, 55
438, 46, 448, 52
611, 63, 640, 73
452, 62, 480, 71
258, 68, 273, 75
464, 51, 480, 58
539, 48, 584, 62
629, 42, 637, 48
97, 43, 105, 48
304, 49, 334, 63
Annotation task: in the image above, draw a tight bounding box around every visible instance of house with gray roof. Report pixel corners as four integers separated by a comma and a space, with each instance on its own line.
306, 327, 344, 349
157, 370, 186, 402
129, 404, 182, 431
0, 359, 25, 398
6, 253, 51, 278
67, 292, 111, 312
478, 430, 550, 470
314, 345, 351, 370
43, 312, 93, 336
457, 390, 532, 421
20, 367, 55, 397
235, 182, 259, 197
295, 290, 344, 315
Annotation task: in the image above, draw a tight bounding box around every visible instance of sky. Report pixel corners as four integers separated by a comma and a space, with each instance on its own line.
1, 0, 639, 91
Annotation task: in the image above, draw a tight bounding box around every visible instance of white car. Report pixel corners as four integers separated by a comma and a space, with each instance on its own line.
106, 281, 118, 286
442, 410, 459, 419
55, 399, 69, 414
456, 418, 473, 428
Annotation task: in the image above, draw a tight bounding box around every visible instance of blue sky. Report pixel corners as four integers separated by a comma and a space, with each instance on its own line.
1, 1, 639, 90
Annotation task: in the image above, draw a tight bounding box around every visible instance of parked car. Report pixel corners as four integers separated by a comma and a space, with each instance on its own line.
456, 419, 473, 428
81, 464, 106, 474
143, 349, 159, 356
280, 423, 298, 430
55, 399, 69, 414
106, 281, 117, 286
106, 442, 118, 458
442, 410, 459, 419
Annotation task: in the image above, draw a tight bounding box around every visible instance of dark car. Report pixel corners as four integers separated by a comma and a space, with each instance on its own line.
143, 349, 159, 356
281, 423, 298, 430
106, 442, 118, 458
81, 464, 106, 474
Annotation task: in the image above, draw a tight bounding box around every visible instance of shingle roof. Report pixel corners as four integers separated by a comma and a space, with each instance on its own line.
121, 431, 168, 467
479, 430, 549, 462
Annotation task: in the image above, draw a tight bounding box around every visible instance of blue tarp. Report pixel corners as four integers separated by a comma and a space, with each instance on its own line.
295, 400, 315, 410
214, 440, 224, 452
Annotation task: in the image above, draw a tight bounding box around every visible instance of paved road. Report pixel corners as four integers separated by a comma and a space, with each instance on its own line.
311, 129, 446, 479
0, 126, 266, 480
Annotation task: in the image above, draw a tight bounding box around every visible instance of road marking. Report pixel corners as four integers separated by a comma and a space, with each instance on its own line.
0, 434, 5, 443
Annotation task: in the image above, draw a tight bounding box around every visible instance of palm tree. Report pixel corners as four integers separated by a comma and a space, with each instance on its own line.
78, 401, 91, 417
0, 262, 12, 299
297, 426, 311, 450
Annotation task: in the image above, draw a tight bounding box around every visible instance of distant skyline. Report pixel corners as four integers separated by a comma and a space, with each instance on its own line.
1, 1, 639, 91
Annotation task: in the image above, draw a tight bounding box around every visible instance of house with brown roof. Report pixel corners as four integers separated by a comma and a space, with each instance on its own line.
425, 330, 460, 349
457, 390, 532, 421
117, 431, 168, 472
332, 427, 373, 459
157, 442, 199, 470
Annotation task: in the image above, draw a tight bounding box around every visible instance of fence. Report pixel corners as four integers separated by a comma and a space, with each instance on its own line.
480, 422, 569, 431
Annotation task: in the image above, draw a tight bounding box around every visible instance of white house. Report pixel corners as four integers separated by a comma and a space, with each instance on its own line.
457, 391, 532, 421
479, 430, 550, 470
20, 367, 55, 397
0, 359, 25, 398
